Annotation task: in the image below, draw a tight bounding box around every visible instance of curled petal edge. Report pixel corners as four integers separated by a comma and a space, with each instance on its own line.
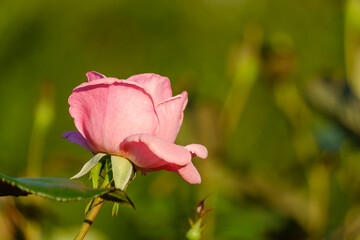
86, 71, 106, 82
184, 144, 208, 159
120, 134, 192, 169
163, 162, 201, 184
178, 162, 201, 184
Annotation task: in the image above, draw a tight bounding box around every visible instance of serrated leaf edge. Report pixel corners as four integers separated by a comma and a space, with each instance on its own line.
0, 174, 109, 202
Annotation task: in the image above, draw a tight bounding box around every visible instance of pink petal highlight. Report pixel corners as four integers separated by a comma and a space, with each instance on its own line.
185, 144, 208, 159
69, 80, 159, 155
62, 131, 94, 153
86, 71, 106, 82
120, 134, 191, 169
127, 73, 172, 105
156, 91, 188, 142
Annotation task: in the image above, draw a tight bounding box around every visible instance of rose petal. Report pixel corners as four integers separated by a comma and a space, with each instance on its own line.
86, 71, 106, 82
177, 162, 201, 184
120, 134, 192, 169
156, 91, 188, 142
62, 131, 94, 153
69, 79, 159, 155
163, 162, 201, 184
127, 73, 172, 105
74, 77, 118, 90
185, 144, 208, 159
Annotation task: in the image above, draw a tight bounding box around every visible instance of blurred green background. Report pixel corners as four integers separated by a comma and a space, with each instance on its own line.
1, 0, 359, 239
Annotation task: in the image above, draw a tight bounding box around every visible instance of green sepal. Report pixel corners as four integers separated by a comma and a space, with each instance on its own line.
186, 219, 202, 240
111, 156, 133, 190
89, 162, 103, 188
103, 158, 113, 187
112, 203, 119, 216
71, 153, 108, 179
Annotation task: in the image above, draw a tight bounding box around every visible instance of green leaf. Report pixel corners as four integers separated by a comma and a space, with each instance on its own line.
71, 153, 108, 179
101, 189, 136, 210
0, 173, 109, 201
0, 173, 136, 209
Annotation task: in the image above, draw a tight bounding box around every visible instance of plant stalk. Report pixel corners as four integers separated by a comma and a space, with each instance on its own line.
74, 176, 109, 240
74, 156, 133, 239
74, 197, 104, 240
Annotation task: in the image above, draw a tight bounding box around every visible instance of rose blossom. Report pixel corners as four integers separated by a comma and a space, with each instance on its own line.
62, 71, 207, 184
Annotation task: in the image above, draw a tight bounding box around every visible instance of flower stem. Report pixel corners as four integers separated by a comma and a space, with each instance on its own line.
74, 156, 134, 239
74, 197, 104, 240
74, 177, 109, 240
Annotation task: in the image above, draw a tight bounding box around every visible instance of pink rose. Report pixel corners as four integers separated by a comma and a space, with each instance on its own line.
63, 71, 207, 184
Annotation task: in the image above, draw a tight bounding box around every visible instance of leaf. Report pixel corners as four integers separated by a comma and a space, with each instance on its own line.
0, 173, 109, 202
101, 189, 136, 210
0, 180, 28, 197
71, 153, 108, 179
0, 173, 136, 209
